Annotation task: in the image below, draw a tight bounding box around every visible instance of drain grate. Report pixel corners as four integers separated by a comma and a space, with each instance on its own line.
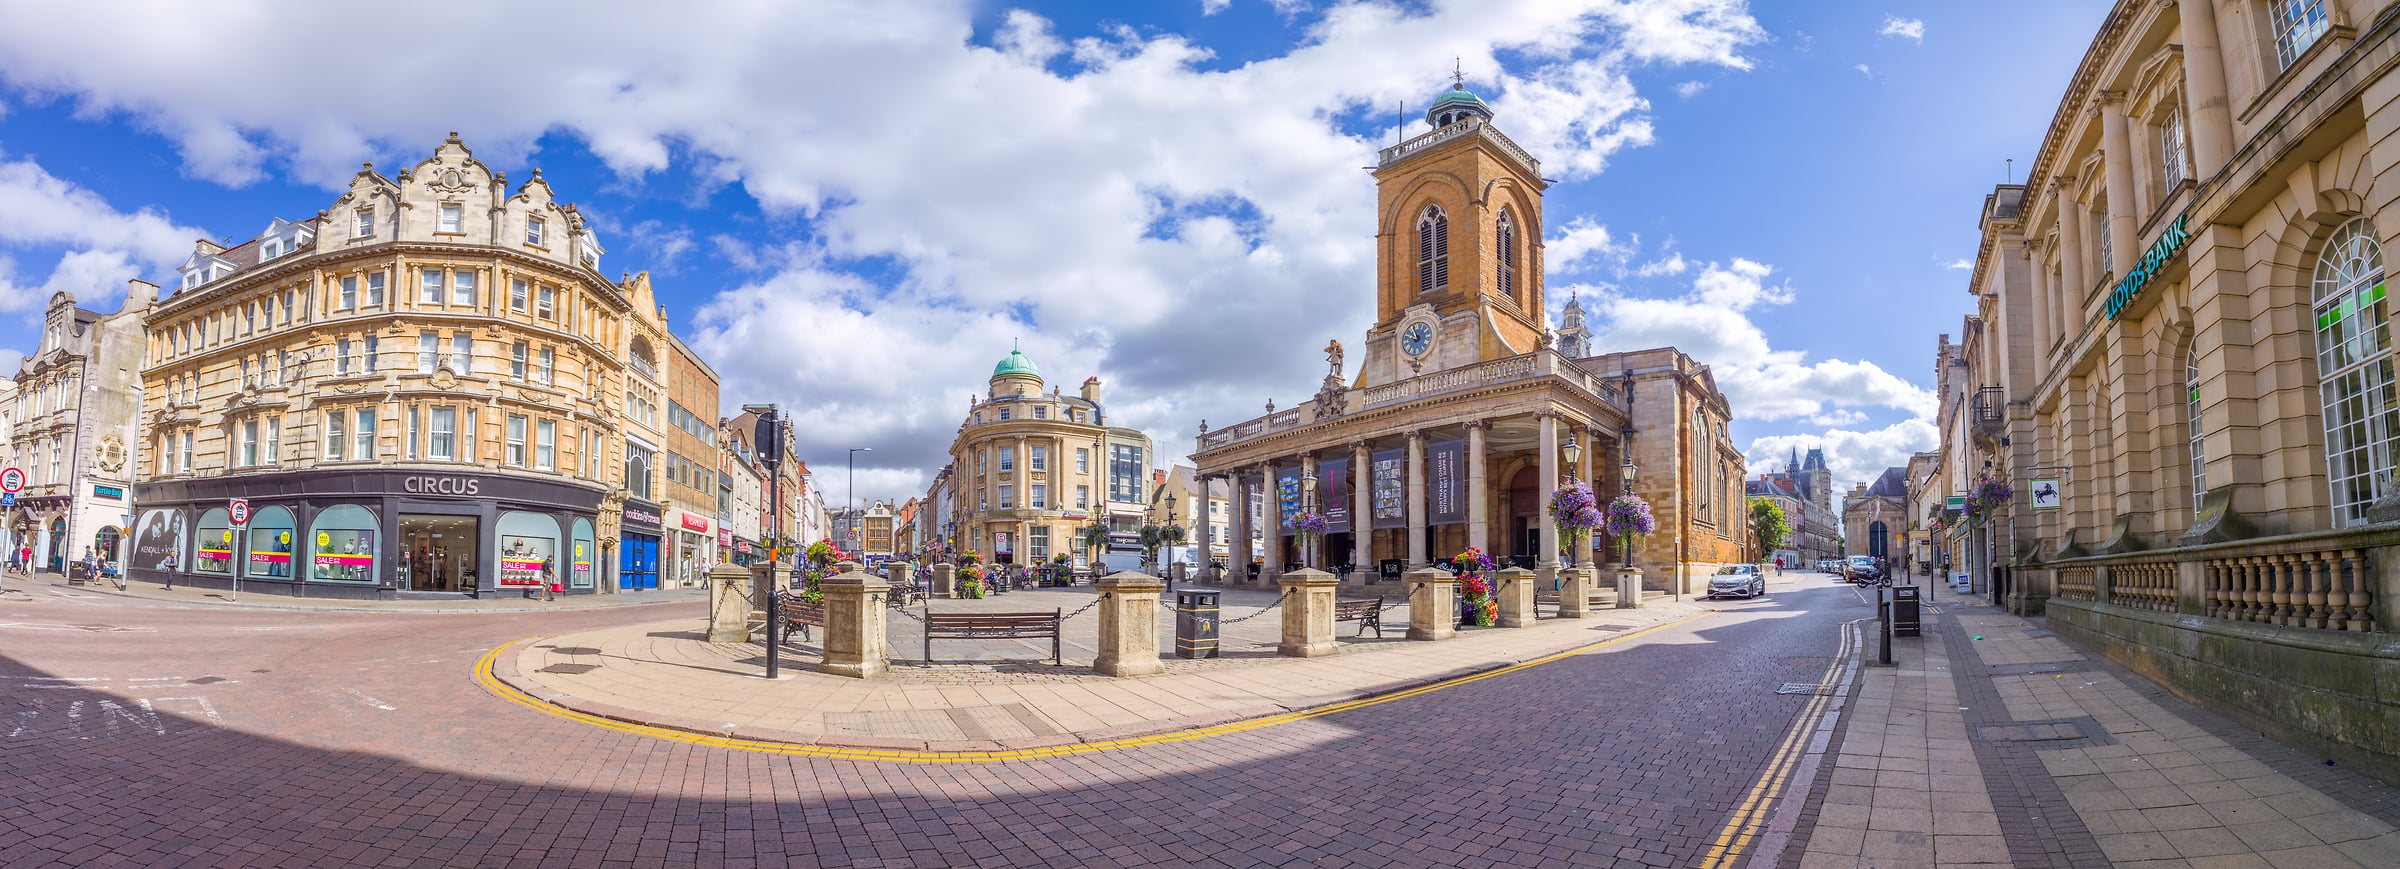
538, 663, 600, 675
549, 646, 601, 656
187, 676, 229, 684
1776, 682, 1834, 696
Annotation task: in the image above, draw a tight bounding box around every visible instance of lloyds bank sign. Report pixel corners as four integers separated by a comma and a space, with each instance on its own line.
2105, 213, 2192, 320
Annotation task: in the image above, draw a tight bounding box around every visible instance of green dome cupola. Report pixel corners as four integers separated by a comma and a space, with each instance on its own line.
1427, 73, 1492, 129
992, 345, 1041, 380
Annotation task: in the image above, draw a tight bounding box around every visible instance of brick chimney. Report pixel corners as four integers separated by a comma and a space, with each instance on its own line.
1081, 376, 1102, 404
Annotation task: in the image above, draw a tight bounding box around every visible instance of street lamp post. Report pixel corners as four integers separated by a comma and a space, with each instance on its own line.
1561, 434, 1583, 565
1165, 492, 1178, 594
848, 446, 872, 548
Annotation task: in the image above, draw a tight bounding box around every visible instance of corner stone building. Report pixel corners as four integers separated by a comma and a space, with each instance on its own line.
132, 135, 669, 600
7, 287, 151, 574
942, 351, 1155, 571
1190, 84, 1743, 593
1959, 0, 2400, 775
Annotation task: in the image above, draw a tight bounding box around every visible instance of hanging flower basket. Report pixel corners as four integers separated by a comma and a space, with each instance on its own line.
1548, 481, 1604, 565
1292, 512, 1329, 546
1602, 495, 1656, 565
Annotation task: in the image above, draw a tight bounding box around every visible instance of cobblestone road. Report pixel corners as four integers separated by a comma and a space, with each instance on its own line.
0, 574, 1857, 866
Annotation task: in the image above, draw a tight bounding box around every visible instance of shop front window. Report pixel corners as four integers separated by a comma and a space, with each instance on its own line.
498, 511, 560, 591
195, 507, 235, 575
245, 506, 296, 579
570, 518, 597, 590
398, 514, 476, 592
311, 505, 380, 583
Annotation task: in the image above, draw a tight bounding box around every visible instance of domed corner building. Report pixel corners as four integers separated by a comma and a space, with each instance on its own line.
938, 346, 1157, 572
1186, 81, 1750, 595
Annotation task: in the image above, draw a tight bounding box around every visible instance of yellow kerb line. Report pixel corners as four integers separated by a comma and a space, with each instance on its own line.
1696, 618, 1857, 869
475, 610, 1715, 764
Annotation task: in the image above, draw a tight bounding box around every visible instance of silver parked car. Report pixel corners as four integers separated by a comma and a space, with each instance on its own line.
1707, 564, 1766, 599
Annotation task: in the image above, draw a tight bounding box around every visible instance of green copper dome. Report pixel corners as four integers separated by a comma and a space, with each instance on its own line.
992, 347, 1041, 380
1431, 85, 1486, 109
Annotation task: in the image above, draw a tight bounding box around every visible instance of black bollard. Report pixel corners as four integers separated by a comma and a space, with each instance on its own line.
765, 588, 781, 680
1878, 582, 1893, 665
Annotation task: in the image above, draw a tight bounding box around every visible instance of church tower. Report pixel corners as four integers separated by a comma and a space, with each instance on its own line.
1556, 292, 1591, 358
1358, 76, 1550, 388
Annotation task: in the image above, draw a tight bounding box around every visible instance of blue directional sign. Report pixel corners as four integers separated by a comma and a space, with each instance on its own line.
2, 492, 16, 508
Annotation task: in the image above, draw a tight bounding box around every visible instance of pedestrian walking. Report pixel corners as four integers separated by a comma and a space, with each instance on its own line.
164, 551, 179, 591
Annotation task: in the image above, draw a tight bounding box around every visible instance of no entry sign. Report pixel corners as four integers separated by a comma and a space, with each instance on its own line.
229, 498, 252, 526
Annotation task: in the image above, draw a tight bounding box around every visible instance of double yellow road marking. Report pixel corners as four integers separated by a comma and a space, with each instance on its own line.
475, 610, 1714, 764
1697, 618, 1859, 868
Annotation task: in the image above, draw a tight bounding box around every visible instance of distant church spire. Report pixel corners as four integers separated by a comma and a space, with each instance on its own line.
1555, 292, 1591, 358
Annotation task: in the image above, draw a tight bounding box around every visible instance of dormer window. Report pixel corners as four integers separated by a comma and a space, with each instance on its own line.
182, 271, 202, 291
438, 203, 463, 234
527, 217, 546, 247
261, 239, 285, 261
355, 209, 374, 238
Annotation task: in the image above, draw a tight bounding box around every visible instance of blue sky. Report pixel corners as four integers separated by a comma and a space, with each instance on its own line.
0, 0, 2103, 507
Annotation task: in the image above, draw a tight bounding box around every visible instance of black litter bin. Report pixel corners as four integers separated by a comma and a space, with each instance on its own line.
1176, 589, 1222, 659
1891, 586, 1921, 637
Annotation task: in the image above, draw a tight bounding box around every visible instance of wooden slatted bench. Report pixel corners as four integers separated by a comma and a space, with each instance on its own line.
777, 593, 825, 643
1334, 596, 1384, 637
923, 609, 1063, 664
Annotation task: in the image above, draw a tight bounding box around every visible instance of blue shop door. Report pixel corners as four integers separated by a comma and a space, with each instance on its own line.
620, 536, 660, 590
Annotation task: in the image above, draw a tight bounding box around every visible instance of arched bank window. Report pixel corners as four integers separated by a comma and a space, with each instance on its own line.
311, 505, 379, 582
246, 506, 296, 579
2188, 349, 2207, 514
1416, 205, 1449, 293
2313, 218, 2398, 527
195, 508, 234, 575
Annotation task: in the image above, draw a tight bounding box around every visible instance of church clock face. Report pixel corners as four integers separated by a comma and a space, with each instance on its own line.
1401, 321, 1435, 358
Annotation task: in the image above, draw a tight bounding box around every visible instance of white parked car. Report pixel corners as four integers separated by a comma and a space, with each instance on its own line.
1707, 564, 1766, 599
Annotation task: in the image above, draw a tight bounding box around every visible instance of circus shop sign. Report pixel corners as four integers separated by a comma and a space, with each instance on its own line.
2104, 213, 2191, 320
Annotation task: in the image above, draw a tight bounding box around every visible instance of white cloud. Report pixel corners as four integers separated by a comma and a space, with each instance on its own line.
0, 249, 144, 312
1575, 251, 1938, 490
0, 0, 1765, 502
1747, 418, 1939, 507
1673, 80, 1709, 98
1201, 0, 1233, 16
1878, 16, 1924, 43
1546, 216, 1637, 276
1855, 63, 1873, 76
1943, 258, 1972, 270
0, 152, 203, 270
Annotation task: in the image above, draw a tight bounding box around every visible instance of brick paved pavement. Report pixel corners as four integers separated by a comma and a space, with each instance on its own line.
2, 564, 1849, 866
1781, 580, 2400, 868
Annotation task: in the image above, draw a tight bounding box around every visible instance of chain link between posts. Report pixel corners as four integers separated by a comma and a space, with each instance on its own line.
1217, 588, 1292, 625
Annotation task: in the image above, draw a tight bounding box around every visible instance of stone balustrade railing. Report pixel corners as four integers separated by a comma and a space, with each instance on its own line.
2047, 528, 2382, 633
2204, 546, 2375, 632
1375, 116, 1542, 176
2054, 565, 2097, 602
2112, 561, 2177, 613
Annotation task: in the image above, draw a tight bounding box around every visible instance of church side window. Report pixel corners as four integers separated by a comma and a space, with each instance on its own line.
2312, 217, 2398, 527
1417, 205, 1449, 293
1495, 208, 1517, 303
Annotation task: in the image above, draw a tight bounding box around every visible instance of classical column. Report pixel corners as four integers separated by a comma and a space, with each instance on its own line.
1538, 411, 1560, 570
1229, 471, 1252, 583
1406, 430, 1429, 568
1465, 420, 1490, 554
1014, 434, 1030, 516
1196, 473, 1215, 579
2178, 0, 2234, 175
1258, 462, 1283, 585
1351, 440, 1372, 575
2098, 94, 2138, 277
1300, 452, 1320, 569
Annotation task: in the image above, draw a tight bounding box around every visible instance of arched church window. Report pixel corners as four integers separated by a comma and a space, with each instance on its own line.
1417, 205, 1449, 294
1496, 208, 1518, 303
2312, 217, 2397, 526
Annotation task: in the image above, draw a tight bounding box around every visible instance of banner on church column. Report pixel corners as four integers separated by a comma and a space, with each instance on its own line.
1429, 439, 1466, 525
1321, 457, 1351, 534
1371, 449, 1407, 530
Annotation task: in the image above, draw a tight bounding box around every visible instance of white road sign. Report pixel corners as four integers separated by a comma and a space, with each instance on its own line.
229, 499, 252, 526
0, 467, 22, 493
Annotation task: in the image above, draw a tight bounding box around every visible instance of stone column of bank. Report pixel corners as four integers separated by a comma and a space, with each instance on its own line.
1229, 472, 1250, 583
2176, 0, 2235, 174
1258, 462, 1282, 585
